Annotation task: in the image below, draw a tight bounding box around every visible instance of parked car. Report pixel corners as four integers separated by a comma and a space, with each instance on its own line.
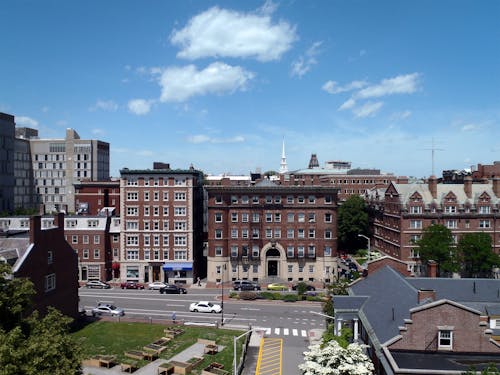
91, 303, 124, 317
148, 281, 167, 290
159, 284, 187, 294
85, 280, 111, 289
267, 283, 288, 291
291, 283, 316, 291
120, 281, 145, 290
233, 280, 261, 291
189, 301, 222, 313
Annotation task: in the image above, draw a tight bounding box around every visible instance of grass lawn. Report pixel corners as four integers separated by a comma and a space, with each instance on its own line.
72, 321, 246, 372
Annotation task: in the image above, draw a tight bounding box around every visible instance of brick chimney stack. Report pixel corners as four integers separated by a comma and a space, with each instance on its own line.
29, 215, 41, 244
428, 260, 438, 278
418, 289, 436, 303
464, 175, 472, 198
428, 175, 438, 199
493, 177, 500, 198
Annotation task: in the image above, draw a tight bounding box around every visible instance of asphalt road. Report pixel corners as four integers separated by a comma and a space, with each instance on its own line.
79, 287, 326, 374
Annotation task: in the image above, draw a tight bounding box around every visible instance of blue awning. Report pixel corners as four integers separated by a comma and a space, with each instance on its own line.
162, 262, 192, 271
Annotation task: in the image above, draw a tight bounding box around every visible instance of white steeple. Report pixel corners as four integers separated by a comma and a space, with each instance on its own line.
279, 138, 288, 174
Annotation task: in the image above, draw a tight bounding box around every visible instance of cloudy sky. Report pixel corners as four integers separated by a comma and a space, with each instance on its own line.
1, 0, 499, 178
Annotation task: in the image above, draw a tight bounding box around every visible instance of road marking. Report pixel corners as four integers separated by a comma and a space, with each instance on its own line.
256, 338, 282, 375
292, 329, 298, 336
283, 328, 289, 336
301, 329, 307, 337
274, 328, 280, 335
265, 328, 271, 335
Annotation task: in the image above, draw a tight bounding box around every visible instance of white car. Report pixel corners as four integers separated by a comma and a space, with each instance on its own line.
148, 281, 167, 290
189, 301, 222, 313
91, 303, 125, 317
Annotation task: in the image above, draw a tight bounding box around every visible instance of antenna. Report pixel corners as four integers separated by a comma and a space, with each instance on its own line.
423, 138, 444, 176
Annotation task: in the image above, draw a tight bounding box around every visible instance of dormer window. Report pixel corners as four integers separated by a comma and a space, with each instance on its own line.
444, 206, 456, 214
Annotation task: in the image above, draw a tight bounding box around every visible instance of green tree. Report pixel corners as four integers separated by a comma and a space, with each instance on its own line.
0, 264, 82, 374
322, 296, 334, 325
337, 195, 369, 253
415, 224, 458, 276
457, 233, 500, 278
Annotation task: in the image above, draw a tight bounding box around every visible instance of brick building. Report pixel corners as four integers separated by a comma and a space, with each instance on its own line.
366, 176, 500, 274
119, 163, 204, 285
334, 263, 500, 374
205, 178, 339, 285
0, 214, 79, 320
74, 179, 121, 215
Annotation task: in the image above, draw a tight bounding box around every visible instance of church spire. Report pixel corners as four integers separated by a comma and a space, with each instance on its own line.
279, 138, 288, 174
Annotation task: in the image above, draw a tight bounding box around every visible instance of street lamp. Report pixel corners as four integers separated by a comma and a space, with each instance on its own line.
221, 264, 226, 326
358, 234, 371, 263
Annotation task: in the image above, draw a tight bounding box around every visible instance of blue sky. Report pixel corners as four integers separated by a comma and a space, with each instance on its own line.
1, 0, 499, 178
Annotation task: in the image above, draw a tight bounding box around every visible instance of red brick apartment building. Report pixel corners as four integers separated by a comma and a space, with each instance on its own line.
63, 215, 113, 282
74, 179, 121, 215
119, 164, 204, 285
205, 179, 339, 285
366, 175, 500, 274
0, 214, 79, 320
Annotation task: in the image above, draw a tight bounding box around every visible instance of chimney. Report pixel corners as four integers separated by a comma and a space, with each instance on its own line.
428, 175, 438, 199
418, 289, 436, 303
53, 212, 65, 234
464, 176, 472, 198
493, 177, 500, 198
427, 260, 438, 278
29, 215, 42, 243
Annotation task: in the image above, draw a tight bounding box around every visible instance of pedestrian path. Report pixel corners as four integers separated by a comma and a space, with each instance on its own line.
254, 326, 309, 338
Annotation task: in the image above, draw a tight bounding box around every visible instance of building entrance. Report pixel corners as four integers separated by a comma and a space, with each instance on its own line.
265, 247, 281, 277
268, 260, 278, 276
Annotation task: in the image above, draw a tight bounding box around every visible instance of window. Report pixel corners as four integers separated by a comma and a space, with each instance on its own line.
127, 206, 138, 216
242, 245, 248, 257
83, 249, 89, 259
308, 246, 315, 258
265, 213, 272, 222
444, 206, 456, 214
215, 213, 222, 222
287, 246, 294, 258
127, 192, 138, 201
287, 213, 294, 222
479, 220, 491, 228
274, 213, 281, 222
479, 206, 491, 214
215, 229, 223, 239
93, 249, 100, 259
410, 234, 421, 243
154, 191, 159, 201
308, 195, 316, 204
274, 196, 281, 203
252, 264, 259, 273
241, 213, 249, 222
174, 192, 186, 201
297, 246, 305, 258
83, 235, 89, 244
144, 206, 150, 216
47, 251, 53, 264
410, 206, 422, 214
215, 195, 223, 204
252, 213, 260, 223
231, 229, 238, 238
298, 196, 305, 204
287, 229, 294, 238
144, 191, 149, 201
298, 229, 305, 238
144, 235, 150, 246
324, 246, 332, 256
252, 196, 259, 204
252, 245, 259, 257
127, 250, 139, 260
298, 213, 305, 223
127, 235, 139, 245
266, 228, 272, 238
230, 246, 238, 257
174, 236, 186, 245
215, 246, 223, 256
446, 220, 457, 229
308, 229, 315, 238
45, 274, 56, 292
265, 195, 272, 204
72, 235, 78, 244
126, 220, 138, 230
163, 191, 169, 201
94, 235, 100, 244
241, 229, 249, 239
241, 196, 249, 204
154, 235, 160, 246
174, 207, 186, 216
308, 213, 316, 222
325, 195, 332, 204
174, 221, 186, 230
309, 265, 314, 273
287, 196, 294, 204
174, 250, 187, 260
288, 265, 293, 272
438, 329, 453, 350
325, 230, 332, 239
252, 228, 259, 239
231, 212, 238, 222
153, 206, 159, 216
274, 228, 281, 238
410, 220, 422, 229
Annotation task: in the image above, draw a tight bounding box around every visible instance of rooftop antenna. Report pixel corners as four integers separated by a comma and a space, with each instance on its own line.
424, 138, 444, 176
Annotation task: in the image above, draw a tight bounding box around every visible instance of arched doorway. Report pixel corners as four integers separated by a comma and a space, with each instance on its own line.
266, 247, 281, 277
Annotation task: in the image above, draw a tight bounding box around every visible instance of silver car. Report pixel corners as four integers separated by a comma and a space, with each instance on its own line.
91, 303, 125, 317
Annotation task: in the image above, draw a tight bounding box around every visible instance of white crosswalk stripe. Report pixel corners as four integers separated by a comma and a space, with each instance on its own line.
301, 329, 307, 337
258, 327, 308, 338
274, 328, 280, 335
284, 328, 289, 336
292, 329, 298, 336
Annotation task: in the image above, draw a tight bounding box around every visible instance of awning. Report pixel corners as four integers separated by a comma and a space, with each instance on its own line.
162, 262, 193, 271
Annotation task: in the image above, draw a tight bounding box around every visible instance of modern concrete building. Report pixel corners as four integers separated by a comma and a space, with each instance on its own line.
205, 178, 340, 286
0, 112, 16, 213
119, 163, 205, 285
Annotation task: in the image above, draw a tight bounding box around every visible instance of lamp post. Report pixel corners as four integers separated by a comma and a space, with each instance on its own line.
233, 328, 253, 375
358, 234, 371, 263
221, 264, 226, 326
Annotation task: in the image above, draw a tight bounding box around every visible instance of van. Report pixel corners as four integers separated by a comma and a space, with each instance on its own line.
233, 280, 261, 291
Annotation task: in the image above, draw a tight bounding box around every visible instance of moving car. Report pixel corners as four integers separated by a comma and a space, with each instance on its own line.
148, 281, 167, 290
85, 280, 111, 289
91, 302, 125, 317
120, 281, 145, 290
233, 280, 261, 291
189, 301, 222, 313
159, 284, 187, 294
267, 283, 288, 291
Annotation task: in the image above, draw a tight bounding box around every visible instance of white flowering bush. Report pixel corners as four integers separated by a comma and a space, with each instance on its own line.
299, 340, 375, 375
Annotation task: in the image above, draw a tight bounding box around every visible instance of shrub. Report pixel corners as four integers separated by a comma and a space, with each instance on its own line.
283, 294, 298, 302
239, 291, 257, 300
259, 291, 277, 300
229, 291, 239, 299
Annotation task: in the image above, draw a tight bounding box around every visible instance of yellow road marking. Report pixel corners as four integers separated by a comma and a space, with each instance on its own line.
255, 338, 282, 375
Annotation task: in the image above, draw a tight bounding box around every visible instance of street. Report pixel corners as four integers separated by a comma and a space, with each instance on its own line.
79, 287, 327, 374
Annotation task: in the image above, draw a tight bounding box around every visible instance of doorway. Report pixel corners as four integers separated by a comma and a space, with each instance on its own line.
268, 260, 278, 276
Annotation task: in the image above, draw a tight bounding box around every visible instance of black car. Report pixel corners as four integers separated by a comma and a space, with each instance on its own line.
159, 284, 187, 294
233, 280, 261, 291
291, 283, 316, 291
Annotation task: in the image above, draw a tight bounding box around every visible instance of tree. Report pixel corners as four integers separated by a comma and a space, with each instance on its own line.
0, 264, 82, 374
457, 233, 500, 278
337, 195, 369, 253
415, 224, 458, 276
299, 340, 374, 375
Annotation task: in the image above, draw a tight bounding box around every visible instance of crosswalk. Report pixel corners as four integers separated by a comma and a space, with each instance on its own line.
255, 326, 309, 338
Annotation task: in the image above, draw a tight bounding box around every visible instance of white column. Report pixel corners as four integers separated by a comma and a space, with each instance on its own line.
336, 318, 342, 336
353, 318, 359, 341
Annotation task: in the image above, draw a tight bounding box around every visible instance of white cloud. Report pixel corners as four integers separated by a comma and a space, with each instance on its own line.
159, 62, 254, 102
92, 128, 105, 135
136, 150, 154, 157
128, 99, 153, 115
90, 100, 118, 112
338, 98, 356, 111
461, 123, 481, 132
390, 110, 412, 121
16, 116, 39, 128
322, 80, 367, 94
41, 106, 50, 113
187, 134, 245, 144
291, 41, 323, 78
356, 73, 420, 99
170, 6, 296, 61
352, 101, 383, 118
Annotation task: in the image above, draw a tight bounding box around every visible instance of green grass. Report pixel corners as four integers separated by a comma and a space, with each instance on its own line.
73, 321, 246, 372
